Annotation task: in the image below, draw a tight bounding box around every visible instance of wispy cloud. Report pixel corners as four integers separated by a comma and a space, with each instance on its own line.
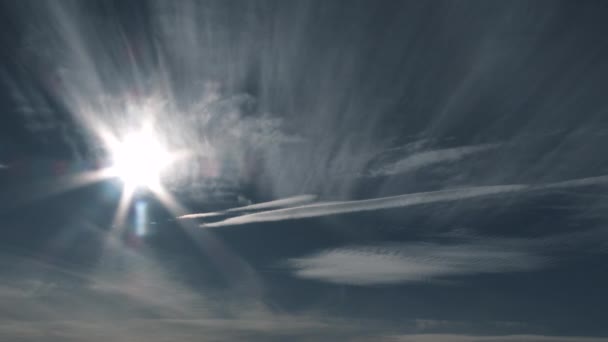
227, 194, 317, 212
0, 315, 355, 342
178, 211, 226, 219
367, 144, 499, 177
0, 250, 357, 342
198, 175, 608, 227
384, 334, 608, 342
284, 211, 608, 286
286, 241, 544, 285
201, 185, 526, 227
178, 194, 317, 219
0, 240, 602, 341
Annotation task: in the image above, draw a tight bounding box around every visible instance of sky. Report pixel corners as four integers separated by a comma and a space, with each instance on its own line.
1, 0, 608, 341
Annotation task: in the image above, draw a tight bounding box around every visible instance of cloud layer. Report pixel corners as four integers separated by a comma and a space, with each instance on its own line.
385, 334, 608, 342
200, 184, 527, 227
286, 241, 545, 285
367, 144, 499, 177
196, 175, 608, 228
178, 195, 317, 219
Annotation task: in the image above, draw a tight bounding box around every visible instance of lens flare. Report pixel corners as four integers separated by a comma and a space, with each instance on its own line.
109, 129, 171, 189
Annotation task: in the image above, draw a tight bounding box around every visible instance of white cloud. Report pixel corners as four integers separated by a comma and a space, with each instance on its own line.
201, 184, 527, 227
286, 242, 545, 285
198, 174, 608, 227
178, 194, 318, 219
0, 251, 355, 342
368, 144, 499, 177
227, 194, 317, 212
384, 334, 608, 342
0, 316, 351, 342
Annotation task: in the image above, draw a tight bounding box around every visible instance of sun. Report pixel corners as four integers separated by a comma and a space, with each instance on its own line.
109, 129, 171, 190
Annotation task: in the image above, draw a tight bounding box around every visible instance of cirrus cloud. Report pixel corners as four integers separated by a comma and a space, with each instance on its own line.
286, 241, 545, 285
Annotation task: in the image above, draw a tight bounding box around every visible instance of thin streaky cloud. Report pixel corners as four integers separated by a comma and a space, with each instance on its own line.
537, 175, 608, 190
177, 194, 317, 219
286, 242, 544, 285
226, 194, 317, 212
367, 144, 499, 177
385, 334, 608, 342
200, 175, 608, 227
202, 185, 528, 227
178, 212, 226, 219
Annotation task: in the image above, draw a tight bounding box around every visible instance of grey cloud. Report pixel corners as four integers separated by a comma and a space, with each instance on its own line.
0, 317, 350, 342
385, 334, 608, 342
0, 251, 357, 342
367, 144, 499, 177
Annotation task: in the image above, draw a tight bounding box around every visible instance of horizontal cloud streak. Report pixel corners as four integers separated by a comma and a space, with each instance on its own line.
178, 212, 225, 219
385, 334, 608, 342
287, 241, 544, 285
368, 144, 499, 177
200, 175, 608, 227
226, 194, 317, 212
178, 195, 317, 219
202, 185, 526, 226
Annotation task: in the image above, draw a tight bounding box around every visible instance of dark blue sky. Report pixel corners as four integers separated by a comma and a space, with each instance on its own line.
1, 1, 608, 341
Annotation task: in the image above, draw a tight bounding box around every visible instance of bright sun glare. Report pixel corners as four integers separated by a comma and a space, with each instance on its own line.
110, 129, 171, 189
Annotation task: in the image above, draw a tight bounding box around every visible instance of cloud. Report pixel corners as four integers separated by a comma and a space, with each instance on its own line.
178, 195, 317, 219
286, 241, 545, 285
197, 174, 608, 227
284, 210, 608, 286
367, 144, 499, 177
0, 236, 602, 341
0, 250, 359, 342
0, 317, 346, 342
200, 185, 527, 227
227, 194, 317, 212
384, 334, 608, 342
178, 211, 226, 219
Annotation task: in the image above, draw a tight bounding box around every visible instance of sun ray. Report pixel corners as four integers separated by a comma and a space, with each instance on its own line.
111, 183, 136, 231
1, 168, 116, 213
149, 183, 262, 291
